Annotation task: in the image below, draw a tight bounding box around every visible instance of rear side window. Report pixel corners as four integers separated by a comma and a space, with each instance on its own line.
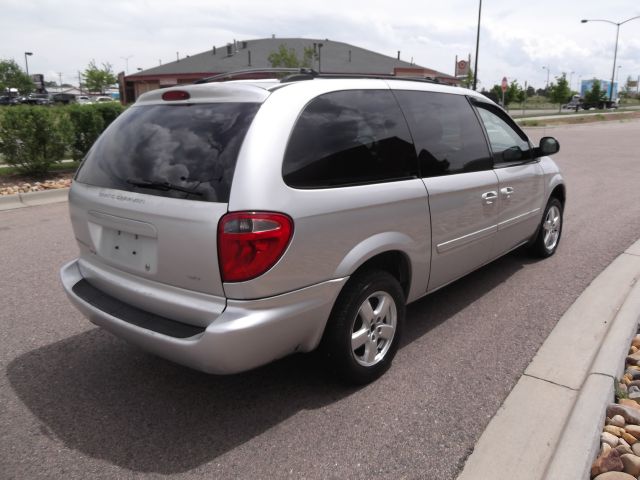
283, 90, 417, 188
393, 90, 492, 177
75, 103, 261, 202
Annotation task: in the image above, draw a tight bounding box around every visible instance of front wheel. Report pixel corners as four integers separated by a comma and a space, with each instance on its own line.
530, 198, 563, 258
320, 270, 405, 385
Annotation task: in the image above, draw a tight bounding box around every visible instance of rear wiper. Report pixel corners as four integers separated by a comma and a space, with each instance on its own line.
126, 178, 204, 197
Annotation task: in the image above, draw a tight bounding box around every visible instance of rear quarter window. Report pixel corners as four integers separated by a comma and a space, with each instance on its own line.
75, 102, 261, 202
282, 90, 417, 188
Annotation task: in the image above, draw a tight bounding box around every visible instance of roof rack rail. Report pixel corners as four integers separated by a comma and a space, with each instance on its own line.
194, 68, 318, 84
194, 68, 444, 85
300, 73, 441, 84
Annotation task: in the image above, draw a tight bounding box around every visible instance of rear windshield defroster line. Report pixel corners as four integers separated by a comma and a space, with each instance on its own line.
75, 102, 261, 203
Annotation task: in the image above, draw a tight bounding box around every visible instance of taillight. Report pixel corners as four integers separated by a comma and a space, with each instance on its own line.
218, 212, 293, 282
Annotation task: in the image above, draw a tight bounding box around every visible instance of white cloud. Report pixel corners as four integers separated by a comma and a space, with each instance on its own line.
1, 0, 638, 90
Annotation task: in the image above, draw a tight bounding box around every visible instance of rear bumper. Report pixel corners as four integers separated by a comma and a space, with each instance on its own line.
60, 259, 347, 374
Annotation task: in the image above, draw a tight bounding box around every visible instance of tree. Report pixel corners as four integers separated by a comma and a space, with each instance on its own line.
526, 86, 535, 97
460, 68, 475, 89
0, 59, 33, 95
489, 79, 524, 107
83, 60, 117, 94
268, 44, 315, 68
584, 79, 607, 104
548, 74, 571, 111
621, 75, 638, 99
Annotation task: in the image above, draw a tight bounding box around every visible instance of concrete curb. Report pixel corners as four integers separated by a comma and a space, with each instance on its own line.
0, 188, 69, 211
457, 239, 640, 480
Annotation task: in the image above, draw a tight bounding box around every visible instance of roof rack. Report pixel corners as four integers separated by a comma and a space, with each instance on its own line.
194, 68, 318, 84
292, 73, 441, 85
195, 68, 443, 85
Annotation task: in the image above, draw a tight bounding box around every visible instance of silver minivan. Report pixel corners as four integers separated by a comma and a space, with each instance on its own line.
60, 73, 564, 384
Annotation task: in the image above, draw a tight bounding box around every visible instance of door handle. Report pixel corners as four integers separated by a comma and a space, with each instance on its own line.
482, 191, 498, 204
501, 187, 514, 197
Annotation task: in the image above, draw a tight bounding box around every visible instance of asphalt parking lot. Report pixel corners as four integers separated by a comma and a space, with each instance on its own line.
2, 119, 640, 479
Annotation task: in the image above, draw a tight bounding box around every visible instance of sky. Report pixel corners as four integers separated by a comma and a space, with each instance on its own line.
1, 0, 639, 92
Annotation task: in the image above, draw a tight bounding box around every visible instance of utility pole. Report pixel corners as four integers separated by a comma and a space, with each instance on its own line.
120, 55, 133, 74
58, 72, 63, 91
473, 0, 482, 90
78, 71, 82, 95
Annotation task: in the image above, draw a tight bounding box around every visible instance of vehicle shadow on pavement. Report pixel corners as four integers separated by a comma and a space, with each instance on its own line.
6, 248, 537, 475
402, 247, 536, 347
7, 330, 355, 474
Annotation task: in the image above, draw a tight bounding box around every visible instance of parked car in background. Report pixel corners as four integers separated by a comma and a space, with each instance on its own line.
0, 96, 20, 106
93, 96, 115, 103
77, 95, 93, 105
20, 93, 52, 105
61, 72, 565, 385
51, 93, 77, 104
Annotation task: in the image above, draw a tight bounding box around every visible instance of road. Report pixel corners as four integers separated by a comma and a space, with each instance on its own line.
2, 119, 640, 479
508, 104, 640, 118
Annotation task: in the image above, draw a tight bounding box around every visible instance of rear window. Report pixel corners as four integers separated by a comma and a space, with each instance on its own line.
283, 90, 417, 188
75, 102, 261, 202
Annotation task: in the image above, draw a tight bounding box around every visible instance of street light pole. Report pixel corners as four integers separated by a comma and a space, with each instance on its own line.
24, 51, 33, 76
473, 0, 482, 90
581, 16, 640, 102
569, 71, 575, 92
542, 66, 550, 91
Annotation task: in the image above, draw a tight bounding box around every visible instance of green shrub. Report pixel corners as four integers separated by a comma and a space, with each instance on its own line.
93, 102, 124, 128
0, 106, 72, 175
66, 104, 104, 160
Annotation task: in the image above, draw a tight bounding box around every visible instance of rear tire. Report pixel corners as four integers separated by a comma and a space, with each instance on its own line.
530, 197, 563, 258
320, 269, 405, 385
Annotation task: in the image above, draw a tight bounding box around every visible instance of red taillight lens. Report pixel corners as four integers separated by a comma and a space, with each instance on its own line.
161, 90, 190, 101
218, 212, 293, 282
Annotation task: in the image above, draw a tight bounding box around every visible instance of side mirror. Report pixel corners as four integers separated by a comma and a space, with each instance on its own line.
502, 146, 523, 162
538, 137, 560, 156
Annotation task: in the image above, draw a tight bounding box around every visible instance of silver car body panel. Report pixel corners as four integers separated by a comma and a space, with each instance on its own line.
62, 78, 565, 374
61, 259, 346, 373
490, 161, 545, 259
227, 79, 434, 302
69, 182, 228, 299
423, 170, 499, 291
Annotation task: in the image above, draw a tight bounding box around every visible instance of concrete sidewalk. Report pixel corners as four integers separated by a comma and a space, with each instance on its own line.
458, 239, 640, 480
0, 188, 69, 211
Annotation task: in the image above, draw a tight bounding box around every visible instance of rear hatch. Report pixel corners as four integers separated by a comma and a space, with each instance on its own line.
69, 84, 267, 302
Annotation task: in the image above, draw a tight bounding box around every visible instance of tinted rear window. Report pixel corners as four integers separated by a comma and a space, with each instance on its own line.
283, 90, 417, 188
393, 90, 492, 176
75, 103, 261, 202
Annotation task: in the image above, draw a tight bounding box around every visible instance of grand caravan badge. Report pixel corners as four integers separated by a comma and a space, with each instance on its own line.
98, 191, 145, 204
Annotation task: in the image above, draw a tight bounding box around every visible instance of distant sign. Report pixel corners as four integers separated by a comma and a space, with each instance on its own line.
501, 77, 508, 93
457, 60, 469, 76
31, 73, 44, 90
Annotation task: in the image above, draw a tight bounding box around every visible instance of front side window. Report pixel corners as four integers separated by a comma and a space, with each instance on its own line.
393, 90, 492, 177
283, 90, 417, 188
474, 103, 533, 165
75, 102, 261, 203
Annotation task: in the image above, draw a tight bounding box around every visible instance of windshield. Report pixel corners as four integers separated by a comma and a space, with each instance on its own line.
75, 102, 261, 202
